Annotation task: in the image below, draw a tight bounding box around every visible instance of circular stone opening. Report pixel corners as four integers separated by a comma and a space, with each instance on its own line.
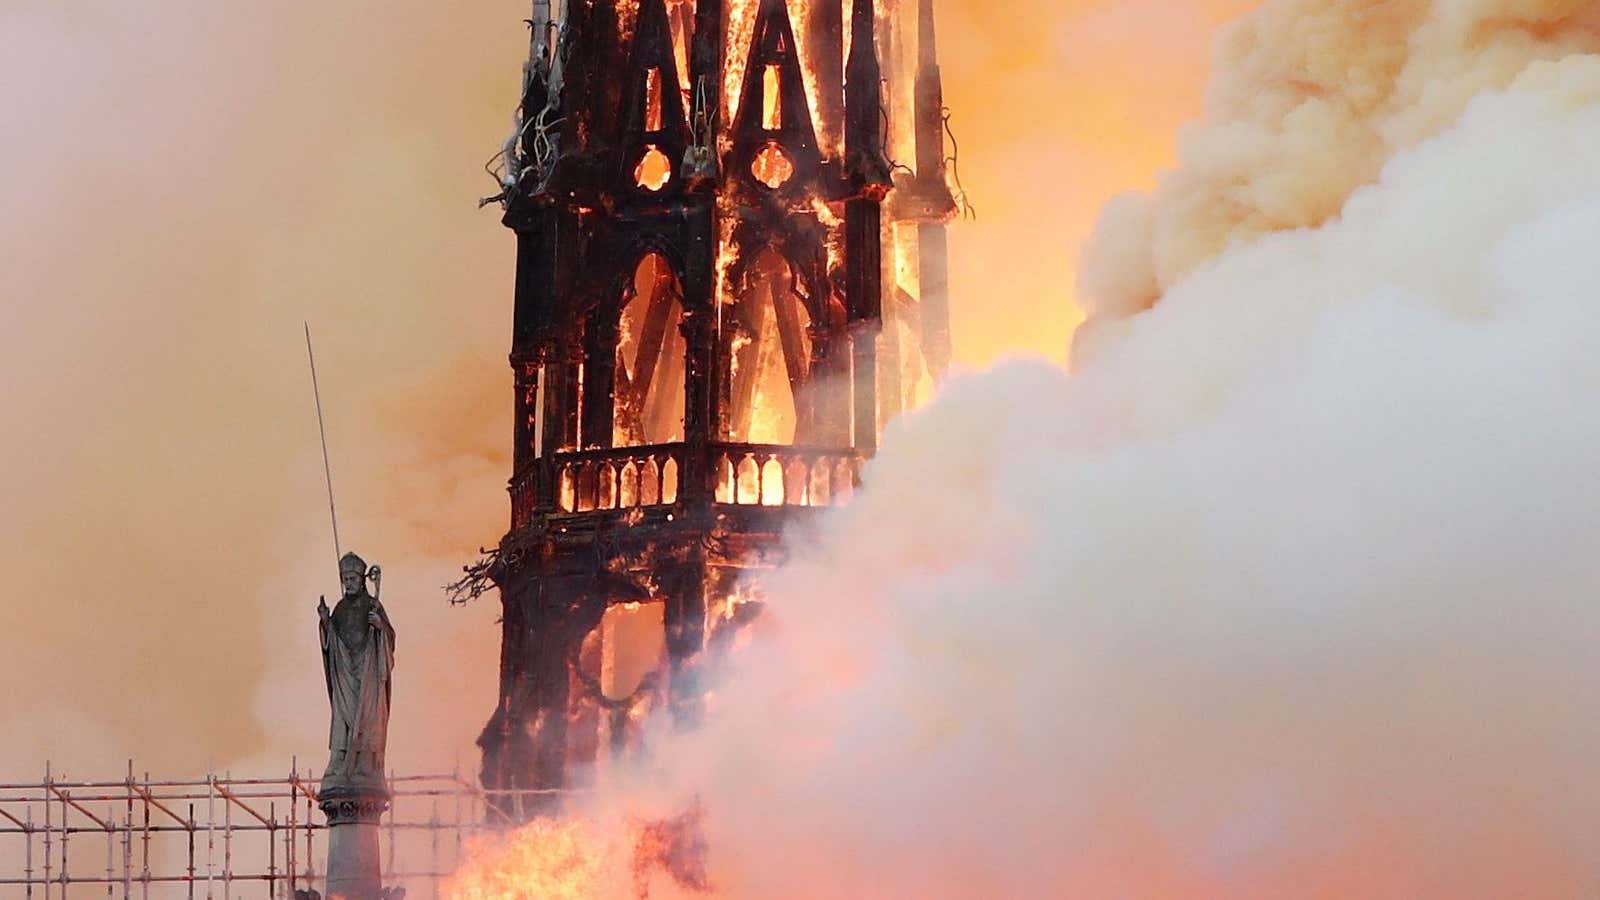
634, 145, 672, 192
750, 141, 795, 190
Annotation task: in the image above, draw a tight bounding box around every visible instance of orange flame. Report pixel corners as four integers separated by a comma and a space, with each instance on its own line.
788, 0, 838, 157
443, 808, 715, 900
444, 819, 608, 900
723, 1, 760, 134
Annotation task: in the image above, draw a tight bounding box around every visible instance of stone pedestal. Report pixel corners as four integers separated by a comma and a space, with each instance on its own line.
318, 784, 391, 900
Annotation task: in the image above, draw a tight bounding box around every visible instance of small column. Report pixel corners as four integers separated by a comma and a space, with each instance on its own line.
582, 310, 619, 450
843, 0, 892, 457
510, 357, 542, 527
680, 201, 718, 503
680, 303, 718, 502
318, 784, 391, 900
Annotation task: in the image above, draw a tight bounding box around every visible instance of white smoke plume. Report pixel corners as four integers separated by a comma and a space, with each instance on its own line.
456, 2, 1600, 897
1078, 0, 1600, 323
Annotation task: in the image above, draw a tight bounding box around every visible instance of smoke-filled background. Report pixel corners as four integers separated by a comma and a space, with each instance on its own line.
10, 0, 1600, 896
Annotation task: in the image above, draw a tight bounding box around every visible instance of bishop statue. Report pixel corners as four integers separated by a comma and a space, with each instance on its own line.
318, 551, 395, 790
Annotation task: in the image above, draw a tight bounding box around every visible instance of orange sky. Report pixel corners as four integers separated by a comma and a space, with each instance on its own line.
0, 0, 1254, 774
938, 0, 1255, 361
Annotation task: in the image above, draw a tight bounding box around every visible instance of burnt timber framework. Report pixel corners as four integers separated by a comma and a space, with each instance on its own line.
477, 0, 959, 817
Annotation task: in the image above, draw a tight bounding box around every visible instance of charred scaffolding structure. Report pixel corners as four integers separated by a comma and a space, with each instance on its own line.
473, 0, 959, 815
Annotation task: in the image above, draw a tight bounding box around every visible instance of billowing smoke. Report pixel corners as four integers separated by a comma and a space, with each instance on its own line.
1079, 0, 1600, 324
456, 2, 1600, 896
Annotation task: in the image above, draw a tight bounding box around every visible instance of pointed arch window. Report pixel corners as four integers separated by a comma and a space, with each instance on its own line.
614, 253, 687, 447
729, 249, 813, 444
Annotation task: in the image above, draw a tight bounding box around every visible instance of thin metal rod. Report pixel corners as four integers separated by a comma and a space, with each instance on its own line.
140, 772, 150, 900
60, 783, 69, 898
205, 768, 214, 900
266, 802, 276, 900
286, 761, 296, 899
43, 767, 49, 900
221, 771, 231, 900
305, 323, 342, 563
26, 804, 34, 900
302, 768, 313, 885
186, 803, 194, 900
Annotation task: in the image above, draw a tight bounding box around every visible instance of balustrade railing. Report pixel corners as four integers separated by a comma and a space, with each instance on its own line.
509, 441, 861, 522
555, 444, 684, 514
708, 443, 860, 508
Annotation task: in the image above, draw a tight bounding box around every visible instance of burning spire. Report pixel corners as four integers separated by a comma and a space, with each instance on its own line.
473, 0, 962, 818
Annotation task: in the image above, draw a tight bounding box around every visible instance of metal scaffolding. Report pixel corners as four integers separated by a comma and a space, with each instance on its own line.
0, 760, 555, 899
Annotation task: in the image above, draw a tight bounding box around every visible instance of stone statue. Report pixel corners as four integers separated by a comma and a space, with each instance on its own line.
318, 551, 395, 790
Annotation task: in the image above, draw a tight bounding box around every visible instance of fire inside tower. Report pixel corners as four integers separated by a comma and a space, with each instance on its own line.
474, 0, 960, 818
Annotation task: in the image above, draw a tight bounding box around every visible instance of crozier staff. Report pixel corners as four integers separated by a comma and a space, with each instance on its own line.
318, 552, 395, 785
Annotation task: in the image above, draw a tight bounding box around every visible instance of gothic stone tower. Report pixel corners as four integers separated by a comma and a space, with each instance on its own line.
478, 0, 957, 818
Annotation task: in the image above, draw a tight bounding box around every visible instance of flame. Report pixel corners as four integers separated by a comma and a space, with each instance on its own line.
714, 206, 739, 314
635, 145, 673, 191
631, 802, 714, 896
745, 391, 790, 444
721, 0, 835, 158
709, 582, 765, 629
751, 141, 796, 187
444, 810, 715, 900
809, 195, 842, 228
617, 0, 642, 41
444, 819, 608, 900
668, 0, 693, 90
788, 0, 839, 157
723, 1, 760, 133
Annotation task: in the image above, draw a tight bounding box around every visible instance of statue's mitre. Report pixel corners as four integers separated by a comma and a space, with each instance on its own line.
339, 552, 368, 576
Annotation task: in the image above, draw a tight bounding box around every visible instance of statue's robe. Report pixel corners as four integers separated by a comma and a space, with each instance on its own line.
319, 591, 395, 786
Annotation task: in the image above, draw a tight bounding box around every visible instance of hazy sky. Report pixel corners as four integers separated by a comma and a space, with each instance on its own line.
0, 0, 1252, 776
